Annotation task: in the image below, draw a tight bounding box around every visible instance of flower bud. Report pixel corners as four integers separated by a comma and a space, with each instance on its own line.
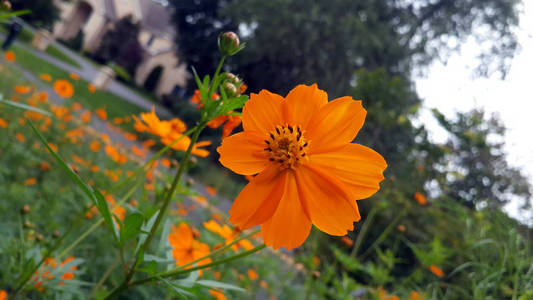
225, 72, 240, 85
218, 32, 241, 56
35, 233, 44, 242
24, 220, 33, 229
1, 1, 11, 10
53, 230, 60, 238
222, 82, 238, 98
21, 204, 30, 215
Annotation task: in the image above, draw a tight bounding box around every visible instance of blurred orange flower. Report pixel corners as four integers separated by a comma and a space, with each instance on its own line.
206, 186, 217, 197
90, 141, 100, 152
40, 73, 52, 82
40, 161, 50, 171
0, 289, 7, 300
430, 265, 444, 278
131, 145, 146, 158
105, 145, 127, 164
71, 102, 83, 111
247, 269, 258, 280
208, 289, 227, 300
409, 291, 424, 300
4, 50, 15, 62
168, 223, 211, 269
15, 132, 25, 143
217, 84, 387, 249
81, 111, 91, 123
341, 236, 354, 247
88, 83, 96, 93
53, 80, 74, 98
24, 177, 36, 186
414, 192, 427, 205
134, 107, 211, 157
14, 85, 30, 94
95, 108, 107, 120
69, 72, 80, 80
0, 118, 7, 128
203, 220, 254, 251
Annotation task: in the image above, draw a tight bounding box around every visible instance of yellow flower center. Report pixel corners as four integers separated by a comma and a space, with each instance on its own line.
265, 125, 309, 169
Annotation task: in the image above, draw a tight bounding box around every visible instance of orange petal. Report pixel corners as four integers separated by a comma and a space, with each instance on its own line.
217, 132, 269, 175
306, 97, 366, 154
295, 164, 359, 236
261, 170, 312, 250
242, 90, 284, 134
228, 166, 286, 229
283, 84, 327, 129
310, 143, 387, 199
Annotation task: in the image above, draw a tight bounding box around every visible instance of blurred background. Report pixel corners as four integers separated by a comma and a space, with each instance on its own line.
4, 0, 533, 298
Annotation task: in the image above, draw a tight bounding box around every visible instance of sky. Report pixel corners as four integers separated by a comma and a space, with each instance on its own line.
415, 1, 533, 222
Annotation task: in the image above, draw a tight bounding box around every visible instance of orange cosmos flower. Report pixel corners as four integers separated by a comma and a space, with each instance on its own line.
414, 192, 427, 205
409, 291, 424, 300
40, 161, 50, 171
0, 289, 7, 300
53, 80, 74, 98
81, 110, 91, 123
4, 50, 15, 62
90, 141, 100, 152
48, 143, 58, 152
217, 84, 387, 249
88, 83, 96, 93
95, 108, 107, 120
209, 289, 227, 300
168, 223, 212, 268
377, 287, 400, 300
105, 145, 127, 164
131, 145, 146, 158
190, 89, 219, 109
247, 269, 258, 280
40, 73, 52, 82
0, 118, 7, 128
397, 224, 406, 232
24, 178, 36, 186
71, 102, 83, 111
15, 132, 25, 143
208, 115, 242, 139
124, 132, 137, 141
206, 186, 217, 197
203, 220, 254, 251
135, 108, 211, 157
69, 72, 80, 80
14, 85, 31, 94
161, 158, 171, 168
430, 265, 444, 278
341, 236, 354, 247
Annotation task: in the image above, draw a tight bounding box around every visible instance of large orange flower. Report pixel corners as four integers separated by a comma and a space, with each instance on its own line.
217, 84, 387, 249
53, 80, 74, 98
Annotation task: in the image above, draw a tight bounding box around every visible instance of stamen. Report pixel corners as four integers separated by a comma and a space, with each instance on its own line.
264, 124, 309, 169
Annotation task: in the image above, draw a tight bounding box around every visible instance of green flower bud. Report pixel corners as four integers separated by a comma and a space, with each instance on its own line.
222, 82, 238, 98
21, 204, 30, 215
218, 32, 241, 56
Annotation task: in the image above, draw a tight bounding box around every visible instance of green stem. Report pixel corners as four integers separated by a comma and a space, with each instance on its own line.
173, 228, 260, 271
132, 244, 266, 287
359, 209, 406, 260
207, 55, 226, 101
351, 205, 379, 257
90, 257, 121, 299
110, 123, 206, 298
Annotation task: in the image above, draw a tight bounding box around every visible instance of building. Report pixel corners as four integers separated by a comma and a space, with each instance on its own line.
53, 0, 188, 97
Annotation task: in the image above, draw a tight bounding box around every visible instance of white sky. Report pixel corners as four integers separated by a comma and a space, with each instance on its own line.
415, 1, 533, 222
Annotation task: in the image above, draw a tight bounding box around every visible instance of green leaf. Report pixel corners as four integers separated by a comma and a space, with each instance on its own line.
0, 97, 52, 116
158, 276, 194, 298
196, 280, 246, 292
138, 260, 158, 275
94, 189, 118, 241
219, 95, 248, 115
120, 213, 144, 244
173, 270, 199, 288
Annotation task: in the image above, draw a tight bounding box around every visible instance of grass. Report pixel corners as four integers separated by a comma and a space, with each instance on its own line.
44, 45, 81, 68
10, 44, 144, 119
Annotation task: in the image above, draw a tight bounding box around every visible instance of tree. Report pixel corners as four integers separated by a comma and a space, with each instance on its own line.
169, 0, 237, 88
433, 109, 531, 209
10, 0, 61, 29
170, 0, 520, 97
96, 15, 144, 76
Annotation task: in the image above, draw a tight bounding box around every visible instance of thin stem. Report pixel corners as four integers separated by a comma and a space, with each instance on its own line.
207, 56, 226, 101
131, 244, 266, 287
174, 229, 260, 271
359, 209, 406, 260
90, 257, 121, 299
113, 123, 206, 297
351, 205, 379, 257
